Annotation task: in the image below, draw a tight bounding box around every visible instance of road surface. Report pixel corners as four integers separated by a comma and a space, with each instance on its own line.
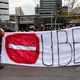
0, 64, 80, 80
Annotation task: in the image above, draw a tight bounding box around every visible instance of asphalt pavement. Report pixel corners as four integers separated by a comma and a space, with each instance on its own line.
0, 64, 80, 80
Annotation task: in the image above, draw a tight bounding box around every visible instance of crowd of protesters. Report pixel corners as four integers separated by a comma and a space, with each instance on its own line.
0, 21, 78, 69
29, 23, 78, 31
29, 23, 46, 31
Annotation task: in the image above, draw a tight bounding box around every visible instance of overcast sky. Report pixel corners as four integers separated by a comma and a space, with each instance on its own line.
9, 0, 80, 15
9, 0, 39, 15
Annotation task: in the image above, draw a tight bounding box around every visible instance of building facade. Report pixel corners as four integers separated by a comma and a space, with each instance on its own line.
0, 0, 9, 20
15, 7, 24, 16
35, 0, 62, 16
35, 0, 62, 30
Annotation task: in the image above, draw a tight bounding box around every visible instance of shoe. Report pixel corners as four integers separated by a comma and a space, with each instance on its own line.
0, 66, 4, 69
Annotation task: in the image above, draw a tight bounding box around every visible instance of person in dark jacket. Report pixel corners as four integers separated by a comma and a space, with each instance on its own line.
40, 23, 46, 31
0, 25, 4, 69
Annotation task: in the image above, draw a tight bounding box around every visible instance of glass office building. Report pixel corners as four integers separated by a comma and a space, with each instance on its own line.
0, 0, 9, 20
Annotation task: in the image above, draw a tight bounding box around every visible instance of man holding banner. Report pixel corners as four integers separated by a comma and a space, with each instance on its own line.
0, 24, 4, 69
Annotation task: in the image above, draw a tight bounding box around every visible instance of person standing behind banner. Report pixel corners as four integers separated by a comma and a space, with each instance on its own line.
66, 23, 71, 28
0, 25, 4, 69
29, 25, 38, 32
33, 25, 38, 31
40, 23, 46, 31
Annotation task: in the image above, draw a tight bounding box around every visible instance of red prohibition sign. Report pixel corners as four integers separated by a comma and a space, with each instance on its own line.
5, 33, 40, 64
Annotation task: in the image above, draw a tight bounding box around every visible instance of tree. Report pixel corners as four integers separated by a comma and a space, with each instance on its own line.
53, 0, 80, 29
59, 0, 80, 23
64, 0, 80, 12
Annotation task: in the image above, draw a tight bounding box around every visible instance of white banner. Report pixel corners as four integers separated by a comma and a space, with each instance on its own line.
1, 27, 80, 67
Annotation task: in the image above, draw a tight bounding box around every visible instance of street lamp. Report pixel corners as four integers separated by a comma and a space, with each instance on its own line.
55, 12, 57, 29
51, 11, 53, 29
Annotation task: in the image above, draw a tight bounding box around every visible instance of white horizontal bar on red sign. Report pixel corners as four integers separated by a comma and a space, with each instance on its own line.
9, 44, 36, 51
